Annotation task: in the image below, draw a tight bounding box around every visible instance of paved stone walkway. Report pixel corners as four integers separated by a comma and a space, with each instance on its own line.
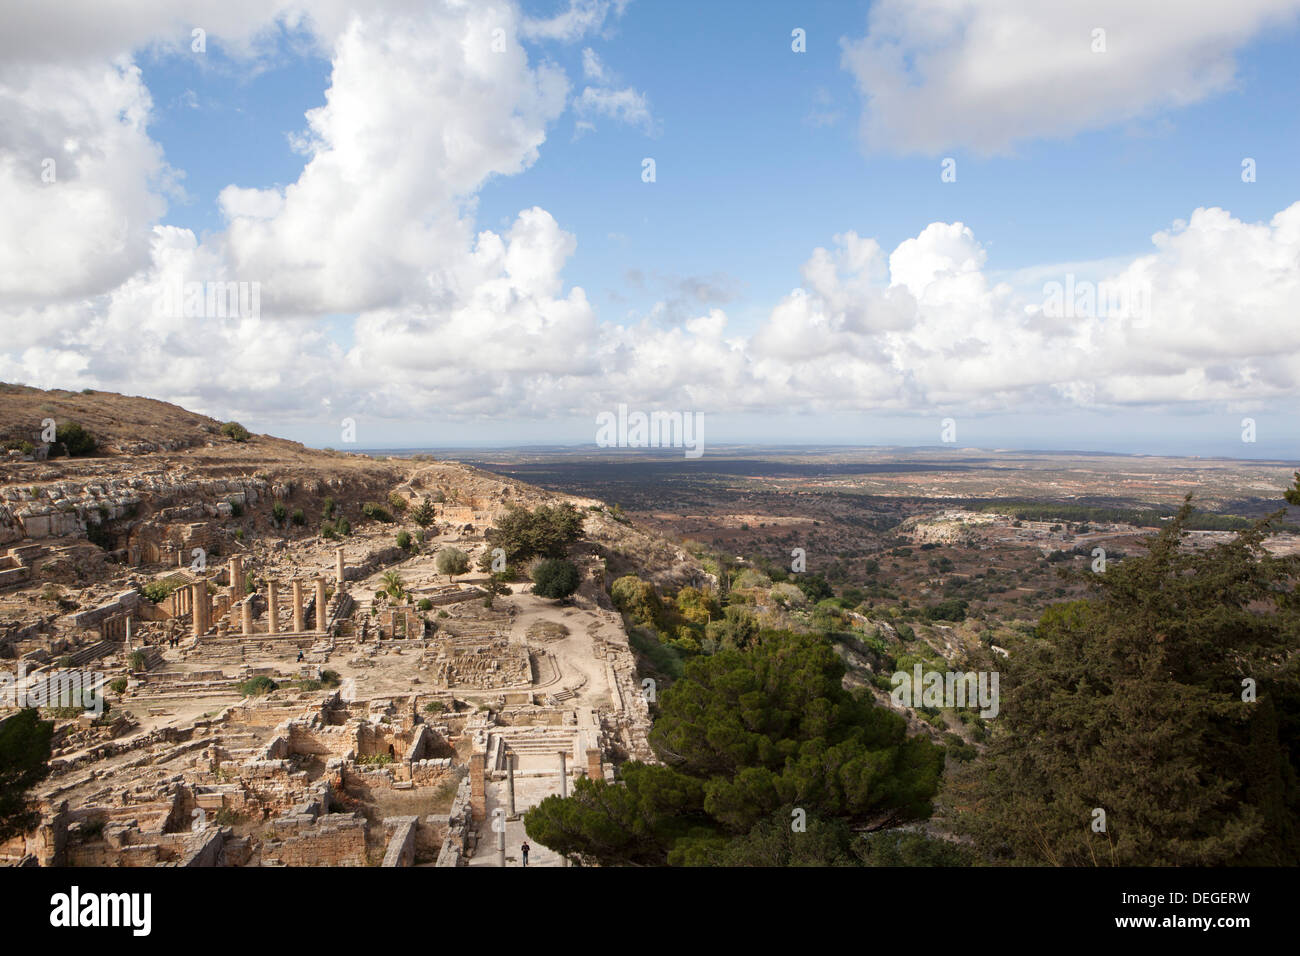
466, 775, 570, 867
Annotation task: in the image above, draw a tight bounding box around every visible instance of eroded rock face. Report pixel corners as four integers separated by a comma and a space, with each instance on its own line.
0, 474, 272, 542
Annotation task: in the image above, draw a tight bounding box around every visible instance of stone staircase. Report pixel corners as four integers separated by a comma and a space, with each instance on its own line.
488, 727, 580, 769
136, 647, 166, 670
67, 640, 117, 668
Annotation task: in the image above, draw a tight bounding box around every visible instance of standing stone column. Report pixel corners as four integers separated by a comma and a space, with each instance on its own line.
314, 577, 328, 633
506, 751, 517, 818
191, 582, 206, 638
266, 580, 279, 634
241, 598, 253, 636
335, 548, 345, 587
497, 814, 506, 868
558, 751, 571, 867
230, 555, 244, 601
292, 580, 305, 633
124, 616, 134, 650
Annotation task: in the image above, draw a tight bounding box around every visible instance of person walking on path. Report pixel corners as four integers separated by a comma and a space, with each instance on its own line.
521, 841, 530, 867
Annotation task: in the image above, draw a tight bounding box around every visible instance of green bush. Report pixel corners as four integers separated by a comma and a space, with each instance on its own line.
436, 547, 470, 581
108, 677, 128, 695
54, 422, 96, 456
857, 830, 975, 867
704, 605, 759, 650
361, 502, 394, 522
731, 568, 771, 590
628, 626, 684, 680
396, 531, 412, 550
411, 498, 436, 528
141, 579, 180, 603
272, 502, 287, 523
127, 650, 148, 671
924, 598, 968, 622
291, 508, 306, 526
220, 421, 251, 442
319, 670, 341, 688
418, 598, 433, 611
610, 575, 665, 630
484, 502, 583, 565
531, 558, 580, 600
237, 675, 278, 696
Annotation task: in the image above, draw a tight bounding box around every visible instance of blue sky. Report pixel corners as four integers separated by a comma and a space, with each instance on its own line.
5, 0, 1300, 456
139, 0, 1300, 336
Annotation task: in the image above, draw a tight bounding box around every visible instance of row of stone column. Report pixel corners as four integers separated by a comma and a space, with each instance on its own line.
184, 572, 342, 640
471, 747, 604, 823
230, 576, 329, 636
475, 750, 602, 867
167, 550, 347, 638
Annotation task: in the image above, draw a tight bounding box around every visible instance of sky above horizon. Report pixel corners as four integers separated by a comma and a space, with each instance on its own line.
3, 0, 1300, 458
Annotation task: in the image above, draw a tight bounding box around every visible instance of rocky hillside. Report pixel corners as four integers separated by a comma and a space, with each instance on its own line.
0, 382, 255, 456
0, 384, 704, 585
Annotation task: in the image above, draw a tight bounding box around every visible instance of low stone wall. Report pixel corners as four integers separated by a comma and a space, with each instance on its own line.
410, 758, 455, 786
344, 545, 407, 582
69, 590, 142, 629
259, 813, 368, 866
285, 720, 357, 759
381, 816, 418, 867
180, 826, 226, 867
434, 776, 473, 867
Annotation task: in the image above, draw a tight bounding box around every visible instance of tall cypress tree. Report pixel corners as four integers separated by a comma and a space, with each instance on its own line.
949, 495, 1300, 865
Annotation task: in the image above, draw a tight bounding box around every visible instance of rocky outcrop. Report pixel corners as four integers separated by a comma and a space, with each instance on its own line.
0, 473, 272, 544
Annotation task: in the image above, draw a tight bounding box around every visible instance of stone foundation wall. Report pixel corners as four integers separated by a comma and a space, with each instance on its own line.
259, 814, 367, 866
434, 776, 473, 867
286, 721, 357, 759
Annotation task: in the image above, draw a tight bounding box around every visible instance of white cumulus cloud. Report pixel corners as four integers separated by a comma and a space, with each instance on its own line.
841, 0, 1300, 154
